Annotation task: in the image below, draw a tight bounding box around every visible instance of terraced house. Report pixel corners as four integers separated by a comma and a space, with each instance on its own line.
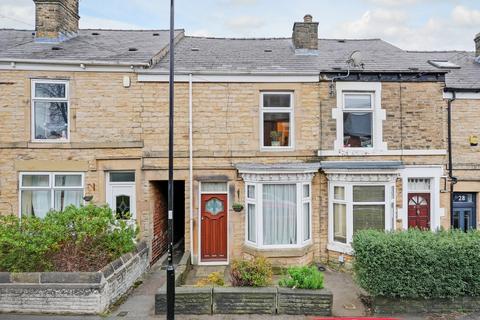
0, 0, 478, 266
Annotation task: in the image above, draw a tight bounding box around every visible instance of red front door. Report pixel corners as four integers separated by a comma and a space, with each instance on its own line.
408, 193, 431, 229
201, 194, 228, 261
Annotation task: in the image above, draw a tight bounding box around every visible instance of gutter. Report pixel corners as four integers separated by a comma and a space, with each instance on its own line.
0, 58, 150, 68
447, 91, 457, 221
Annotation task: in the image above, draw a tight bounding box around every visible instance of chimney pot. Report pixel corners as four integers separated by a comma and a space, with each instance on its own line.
304, 14, 313, 23
292, 14, 319, 53
33, 0, 79, 42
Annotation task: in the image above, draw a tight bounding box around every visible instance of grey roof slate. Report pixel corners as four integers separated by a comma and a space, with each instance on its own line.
0, 29, 182, 65
147, 36, 442, 74
407, 51, 480, 90
321, 161, 404, 170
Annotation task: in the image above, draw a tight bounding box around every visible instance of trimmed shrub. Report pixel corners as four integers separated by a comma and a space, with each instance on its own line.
230, 257, 272, 287
353, 229, 480, 299
279, 266, 324, 290
0, 205, 137, 272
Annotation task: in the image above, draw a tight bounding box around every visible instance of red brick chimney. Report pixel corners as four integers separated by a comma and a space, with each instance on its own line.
33, 0, 79, 42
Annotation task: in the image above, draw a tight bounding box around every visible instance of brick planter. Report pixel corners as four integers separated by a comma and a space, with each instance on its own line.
372, 296, 480, 315
156, 286, 212, 315
155, 284, 333, 315
277, 287, 333, 316
0, 241, 148, 315
213, 287, 277, 314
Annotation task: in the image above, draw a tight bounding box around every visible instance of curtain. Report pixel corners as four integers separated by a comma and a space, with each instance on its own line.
263, 184, 297, 245
54, 190, 83, 211
21, 190, 50, 218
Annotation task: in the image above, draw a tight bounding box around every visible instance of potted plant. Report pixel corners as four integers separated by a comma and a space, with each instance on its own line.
270, 131, 282, 146
232, 203, 244, 212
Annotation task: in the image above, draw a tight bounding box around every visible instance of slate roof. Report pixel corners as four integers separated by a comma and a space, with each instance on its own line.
407, 51, 480, 90
0, 29, 182, 65
146, 36, 442, 74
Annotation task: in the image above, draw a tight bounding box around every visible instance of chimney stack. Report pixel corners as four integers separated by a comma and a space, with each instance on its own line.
33, 0, 79, 42
292, 14, 319, 53
475, 33, 480, 60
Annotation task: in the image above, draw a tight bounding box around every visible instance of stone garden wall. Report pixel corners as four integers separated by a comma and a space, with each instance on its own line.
0, 241, 148, 315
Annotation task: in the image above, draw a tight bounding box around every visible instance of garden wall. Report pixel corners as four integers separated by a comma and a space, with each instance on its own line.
155, 286, 332, 316
0, 241, 148, 315
372, 296, 480, 315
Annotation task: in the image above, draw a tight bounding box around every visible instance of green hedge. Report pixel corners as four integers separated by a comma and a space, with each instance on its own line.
353, 229, 480, 299
279, 266, 324, 290
0, 205, 137, 272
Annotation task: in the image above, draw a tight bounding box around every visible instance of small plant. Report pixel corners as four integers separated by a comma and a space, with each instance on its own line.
230, 257, 272, 287
279, 266, 324, 290
270, 131, 282, 146
232, 203, 244, 212
115, 210, 132, 220
195, 271, 225, 287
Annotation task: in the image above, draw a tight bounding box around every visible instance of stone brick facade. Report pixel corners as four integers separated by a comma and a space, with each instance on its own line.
0, 65, 451, 266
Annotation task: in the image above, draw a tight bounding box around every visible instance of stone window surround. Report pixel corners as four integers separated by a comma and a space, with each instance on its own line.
18, 171, 85, 217
332, 82, 387, 155
259, 91, 295, 152
241, 171, 313, 250
398, 166, 444, 231
31, 79, 70, 143
326, 171, 397, 254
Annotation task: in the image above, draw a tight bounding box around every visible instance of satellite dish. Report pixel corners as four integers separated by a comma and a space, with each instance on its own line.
348, 51, 364, 68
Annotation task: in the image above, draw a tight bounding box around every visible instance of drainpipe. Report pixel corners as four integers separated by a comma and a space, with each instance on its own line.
189, 73, 194, 261
447, 90, 457, 222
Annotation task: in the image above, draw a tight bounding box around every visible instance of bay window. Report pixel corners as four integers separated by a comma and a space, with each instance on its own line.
329, 182, 395, 252
260, 92, 294, 149
245, 181, 311, 248
20, 172, 84, 218
31, 80, 69, 141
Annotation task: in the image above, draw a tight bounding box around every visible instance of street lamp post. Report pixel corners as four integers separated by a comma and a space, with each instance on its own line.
166, 0, 175, 319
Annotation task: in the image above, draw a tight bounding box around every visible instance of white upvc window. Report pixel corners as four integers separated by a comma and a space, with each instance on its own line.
260, 92, 294, 150
19, 172, 84, 218
328, 181, 395, 252
31, 79, 69, 142
333, 82, 386, 154
245, 181, 311, 249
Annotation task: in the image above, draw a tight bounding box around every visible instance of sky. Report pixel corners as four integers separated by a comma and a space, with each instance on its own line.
1, 0, 480, 51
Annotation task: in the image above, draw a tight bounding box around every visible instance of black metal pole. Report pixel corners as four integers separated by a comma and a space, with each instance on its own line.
166, 0, 175, 319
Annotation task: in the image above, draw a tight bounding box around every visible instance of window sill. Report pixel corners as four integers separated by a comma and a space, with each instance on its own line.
243, 242, 312, 258
260, 146, 295, 152
327, 242, 353, 255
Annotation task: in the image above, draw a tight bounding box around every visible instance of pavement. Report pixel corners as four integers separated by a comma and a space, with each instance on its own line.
1, 258, 480, 320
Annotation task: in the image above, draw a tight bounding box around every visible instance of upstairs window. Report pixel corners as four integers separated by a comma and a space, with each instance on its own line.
32, 80, 69, 141
343, 93, 373, 148
260, 92, 294, 149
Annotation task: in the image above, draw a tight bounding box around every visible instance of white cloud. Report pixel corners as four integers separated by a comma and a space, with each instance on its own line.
452, 5, 480, 28
331, 7, 477, 51
190, 29, 212, 37
80, 16, 142, 30
0, 2, 35, 29
225, 15, 264, 30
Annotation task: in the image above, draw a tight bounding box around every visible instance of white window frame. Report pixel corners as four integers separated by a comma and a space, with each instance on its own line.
332, 82, 386, 155
18, 172, 85, 217
244, 181, 312, 249
31, 79, 70, 143
260, 91, 295, 151
328, 181, 394, 253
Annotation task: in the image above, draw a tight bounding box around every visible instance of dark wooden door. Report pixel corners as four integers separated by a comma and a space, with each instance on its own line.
201, 194, 227, 261
408, 193, 431, 229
